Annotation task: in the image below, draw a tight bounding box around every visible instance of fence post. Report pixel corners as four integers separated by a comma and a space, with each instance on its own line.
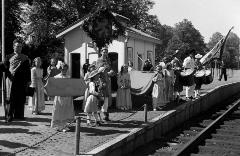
144, 104, 147, 122
75, 116, 81, 156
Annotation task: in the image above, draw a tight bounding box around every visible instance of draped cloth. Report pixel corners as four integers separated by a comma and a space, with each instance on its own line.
9, 53, 29, 76
129, 70, 156, 96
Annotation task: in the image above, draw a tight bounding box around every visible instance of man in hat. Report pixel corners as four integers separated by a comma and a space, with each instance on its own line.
194, 53, 203, 98
171, 50, 183, 102
98, 65, 112, 121
96, 47, 112, 121
96, 47, 110, 68
182, 49, 196, 100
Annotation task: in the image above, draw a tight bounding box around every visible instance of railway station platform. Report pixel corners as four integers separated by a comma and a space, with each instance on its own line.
81, 81, 240, 156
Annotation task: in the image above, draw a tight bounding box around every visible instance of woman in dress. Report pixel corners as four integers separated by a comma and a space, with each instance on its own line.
28, 57, 45, 114
116, 64, 132, 110
164, 63, 175, 103
152, 65, 166, 111
51, 63, 75, 132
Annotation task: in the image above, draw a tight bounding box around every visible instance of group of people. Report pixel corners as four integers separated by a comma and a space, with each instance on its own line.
82, 47, 132, 127
0, 39, 74, 132
151, 49, 228, 111
152, 49, 202, 111
1, 38, 228, 130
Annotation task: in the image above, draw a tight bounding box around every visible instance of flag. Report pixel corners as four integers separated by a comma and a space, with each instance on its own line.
200, 27, 234, 65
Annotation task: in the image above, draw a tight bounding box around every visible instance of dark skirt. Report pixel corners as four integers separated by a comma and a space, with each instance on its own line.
194, 76, 203, 90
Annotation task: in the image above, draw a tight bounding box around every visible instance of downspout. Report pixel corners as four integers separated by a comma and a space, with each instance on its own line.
124, 31, 129, 65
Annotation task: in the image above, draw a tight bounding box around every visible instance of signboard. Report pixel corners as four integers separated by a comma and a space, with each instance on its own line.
44, 78, 87, 96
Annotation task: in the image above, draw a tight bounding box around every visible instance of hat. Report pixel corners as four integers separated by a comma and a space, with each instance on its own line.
88, 70, 99, 79
175, 50, 180, 54
89, 64, 96, 69
98, 66, 108, 73
195, 53, 202, 59
101, 47, 108, 52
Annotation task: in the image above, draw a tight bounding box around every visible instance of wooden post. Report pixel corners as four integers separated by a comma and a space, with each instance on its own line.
1, 0, 6, 107
75, 116, 81, 156
144, 104, 147, 122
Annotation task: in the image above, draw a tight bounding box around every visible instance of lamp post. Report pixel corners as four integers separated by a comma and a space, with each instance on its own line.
1, 0, 6, 106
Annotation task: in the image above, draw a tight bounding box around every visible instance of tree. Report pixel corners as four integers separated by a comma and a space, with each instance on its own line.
0, 0, 24, 56
208, 32, 240, 68
207, 32, 223, 51
224, 32, 240, 68
165, 19, 206, 59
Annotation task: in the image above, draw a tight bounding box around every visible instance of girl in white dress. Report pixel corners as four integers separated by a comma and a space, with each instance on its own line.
28, 57, 45, 114
84, 70, 102, 127
51, 63, 75, 131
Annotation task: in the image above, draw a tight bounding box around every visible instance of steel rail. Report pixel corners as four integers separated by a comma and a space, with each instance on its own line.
173, 98, 240, 156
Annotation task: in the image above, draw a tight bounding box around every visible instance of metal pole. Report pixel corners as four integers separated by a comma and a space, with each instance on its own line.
1, 0, 6, 107
144, 104, 147, 122
75, 116, 81, 156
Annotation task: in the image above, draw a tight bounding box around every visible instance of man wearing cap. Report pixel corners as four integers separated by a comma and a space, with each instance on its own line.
171, 50, 183, 102
182, 49, 196, 100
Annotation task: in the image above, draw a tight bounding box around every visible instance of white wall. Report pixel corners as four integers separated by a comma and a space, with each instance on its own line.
63, 27, 156, 75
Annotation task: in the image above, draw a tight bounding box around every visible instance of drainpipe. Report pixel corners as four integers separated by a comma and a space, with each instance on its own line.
2, 0, 5, 106
124, 32, 129, 65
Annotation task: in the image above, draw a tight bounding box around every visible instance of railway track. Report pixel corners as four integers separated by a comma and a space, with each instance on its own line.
128, 94, 240, 156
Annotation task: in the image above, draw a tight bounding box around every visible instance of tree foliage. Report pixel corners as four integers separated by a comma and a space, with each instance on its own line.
208, 32, 240, 68
207, 32, 223, 51
164, 19, 206, 61
0, 0, 24, 55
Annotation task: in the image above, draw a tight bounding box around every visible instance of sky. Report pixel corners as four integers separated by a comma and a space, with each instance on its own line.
149, 0, 240, 43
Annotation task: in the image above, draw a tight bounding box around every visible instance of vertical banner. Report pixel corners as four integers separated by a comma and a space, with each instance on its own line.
200, 27, 234, 65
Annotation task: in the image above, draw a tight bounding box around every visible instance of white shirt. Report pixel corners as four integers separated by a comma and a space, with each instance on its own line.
183, 56, 195, 69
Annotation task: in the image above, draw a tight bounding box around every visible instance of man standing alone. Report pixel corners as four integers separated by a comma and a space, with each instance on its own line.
1, 39, 31, 122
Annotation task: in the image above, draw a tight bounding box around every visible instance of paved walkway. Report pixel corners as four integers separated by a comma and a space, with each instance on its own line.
0, 101, 163, 156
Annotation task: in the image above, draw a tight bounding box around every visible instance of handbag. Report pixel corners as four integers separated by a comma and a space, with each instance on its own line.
26, 86, 35, 97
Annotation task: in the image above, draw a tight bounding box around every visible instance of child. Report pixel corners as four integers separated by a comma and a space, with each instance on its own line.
51, 63, 75, 132
152, 65, 166, 111
83, 64, 96, 110
28, 57, 45, 114
44, 58, 60, 100
84, 70, 102, 127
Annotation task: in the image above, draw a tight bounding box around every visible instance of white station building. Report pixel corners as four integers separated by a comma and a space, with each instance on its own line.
56, 13, 161, 78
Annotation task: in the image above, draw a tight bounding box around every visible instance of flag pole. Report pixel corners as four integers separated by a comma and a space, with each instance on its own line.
1, 0, 6, 107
